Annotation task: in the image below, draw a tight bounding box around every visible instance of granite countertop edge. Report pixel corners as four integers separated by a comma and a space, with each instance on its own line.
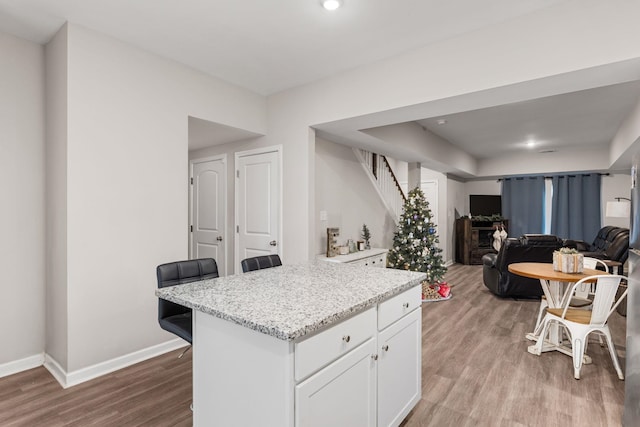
156, 266, 426, 341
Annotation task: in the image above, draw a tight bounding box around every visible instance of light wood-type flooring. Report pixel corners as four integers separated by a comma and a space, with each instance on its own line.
0, 264, 626, 426
401, 263, 626, 426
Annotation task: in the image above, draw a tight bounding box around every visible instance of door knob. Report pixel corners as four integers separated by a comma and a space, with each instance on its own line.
217, 236, 223, 241
269, 240, 277, 246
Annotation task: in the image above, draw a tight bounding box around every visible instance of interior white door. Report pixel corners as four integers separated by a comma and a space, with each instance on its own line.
421, 180, 438, 224
191, 156, 226, 276
235, 147, 281, 273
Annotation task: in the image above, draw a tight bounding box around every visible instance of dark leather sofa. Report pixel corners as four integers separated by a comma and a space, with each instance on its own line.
564, 226, 629, 272
482, 234, 564, 298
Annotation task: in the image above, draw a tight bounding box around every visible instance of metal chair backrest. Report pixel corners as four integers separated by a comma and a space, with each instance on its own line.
563, 274, 626, 325
583, 257, 608, 270
576, 257, 609, 297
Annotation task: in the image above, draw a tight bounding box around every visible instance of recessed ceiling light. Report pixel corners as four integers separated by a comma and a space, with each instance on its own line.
436, 119, 447, 125
321, 0, 343, 10
527, 140, 535, 147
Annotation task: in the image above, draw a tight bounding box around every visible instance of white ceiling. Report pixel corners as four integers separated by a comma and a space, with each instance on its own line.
2, 0, 640, 168
416, 81, 640, 160
0, 0, 564, 95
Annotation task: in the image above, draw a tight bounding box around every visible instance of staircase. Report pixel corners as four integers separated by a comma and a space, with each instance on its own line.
353, 148, 406, 222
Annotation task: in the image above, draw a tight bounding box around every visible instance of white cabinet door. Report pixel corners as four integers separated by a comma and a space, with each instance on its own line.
296, 338, 377, 427
377, 308, 422, 427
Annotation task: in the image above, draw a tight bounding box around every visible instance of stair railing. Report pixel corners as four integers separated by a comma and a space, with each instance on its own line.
353, 148, 406, 222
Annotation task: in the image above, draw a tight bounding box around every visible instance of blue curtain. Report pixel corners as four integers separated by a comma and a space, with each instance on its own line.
501, 176, 545, 238
551, 174, 601, 241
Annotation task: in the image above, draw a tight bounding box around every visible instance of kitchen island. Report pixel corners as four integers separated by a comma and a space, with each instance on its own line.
156, 261, 426, 427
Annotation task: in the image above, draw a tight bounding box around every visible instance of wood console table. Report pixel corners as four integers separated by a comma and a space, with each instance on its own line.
455, 218, 508, 265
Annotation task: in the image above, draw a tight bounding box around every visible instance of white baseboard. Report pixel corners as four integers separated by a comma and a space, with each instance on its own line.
0, 353, 45, 378
43, 353, 67, 387
44, 338, 187, 389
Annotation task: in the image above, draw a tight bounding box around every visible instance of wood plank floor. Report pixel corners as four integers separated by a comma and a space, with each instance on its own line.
402, 264, 626, 427
0, 264, 626, 426
0, 349, 193, 426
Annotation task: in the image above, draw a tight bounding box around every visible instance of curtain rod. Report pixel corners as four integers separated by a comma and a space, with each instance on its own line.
497, 173, 610, 182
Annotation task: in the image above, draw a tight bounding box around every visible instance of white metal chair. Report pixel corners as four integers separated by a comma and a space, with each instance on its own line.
577, 257, 609, 297
532, 274, 627, 380
534, 257, 608, 330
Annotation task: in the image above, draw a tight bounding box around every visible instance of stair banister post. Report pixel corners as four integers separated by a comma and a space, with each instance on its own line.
372, 153, 377, 179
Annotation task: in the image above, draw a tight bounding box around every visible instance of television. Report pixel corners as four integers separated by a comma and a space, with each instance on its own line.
469, 194, 502, 216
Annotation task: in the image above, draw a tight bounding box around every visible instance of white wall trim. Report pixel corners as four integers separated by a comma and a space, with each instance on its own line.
0, 353, 45, 379
43, 353, 68, 387
44, 338, 187, 389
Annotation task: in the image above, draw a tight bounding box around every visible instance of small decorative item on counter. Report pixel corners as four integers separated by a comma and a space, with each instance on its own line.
553, 247, 584, 273
338, 245, 349, 255
357, 240, 365, 251
326, 227, 340, 257
347, 239, 357, 253
361, 224, 371, 250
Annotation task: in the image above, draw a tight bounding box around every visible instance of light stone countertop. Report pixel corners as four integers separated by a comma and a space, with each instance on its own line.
155, 261, 426, 341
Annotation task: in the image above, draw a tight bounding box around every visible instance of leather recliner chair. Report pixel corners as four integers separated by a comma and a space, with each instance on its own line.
564, 226, 629, 273
482, 234, 564, 298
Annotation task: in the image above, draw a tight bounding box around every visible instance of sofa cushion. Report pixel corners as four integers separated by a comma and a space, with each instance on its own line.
590, 226, 619, 252
522, 234, 564, 246
603, 228, 629, 262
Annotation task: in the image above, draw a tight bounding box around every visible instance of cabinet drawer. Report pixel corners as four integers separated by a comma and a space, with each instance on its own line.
295, 307, 376, 382
349, 254, 387, 268
366, 253, 387, 268
378, 285, 421, 330
360, 254, 387, 267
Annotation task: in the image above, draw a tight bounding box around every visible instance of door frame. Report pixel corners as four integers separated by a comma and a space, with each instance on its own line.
189, 154, 228, 273
234, 145, 283, 274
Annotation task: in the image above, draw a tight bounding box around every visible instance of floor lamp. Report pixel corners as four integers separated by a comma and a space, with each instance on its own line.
606, 197, 631, 219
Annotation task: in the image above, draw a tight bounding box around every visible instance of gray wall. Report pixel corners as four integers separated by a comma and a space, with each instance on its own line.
314, 138, 396, 255
0, 32, 45, 370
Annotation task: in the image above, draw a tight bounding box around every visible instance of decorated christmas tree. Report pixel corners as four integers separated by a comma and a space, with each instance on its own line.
387, 187, 447, 284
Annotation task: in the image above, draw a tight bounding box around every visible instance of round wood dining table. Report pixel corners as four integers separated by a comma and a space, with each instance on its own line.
508, 262, 603, 285
508, 262, 608, 362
